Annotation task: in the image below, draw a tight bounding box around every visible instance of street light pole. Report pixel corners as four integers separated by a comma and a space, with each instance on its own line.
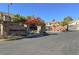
8, 4, 10, 16
8, 3, 12, 16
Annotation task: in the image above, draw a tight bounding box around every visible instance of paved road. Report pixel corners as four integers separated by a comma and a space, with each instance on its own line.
0, 31, 79, 55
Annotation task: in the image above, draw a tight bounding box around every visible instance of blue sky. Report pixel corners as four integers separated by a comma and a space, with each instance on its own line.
0, 3, 79, 22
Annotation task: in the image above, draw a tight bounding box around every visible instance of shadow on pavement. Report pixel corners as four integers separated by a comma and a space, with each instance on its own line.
6, 32, 60, 41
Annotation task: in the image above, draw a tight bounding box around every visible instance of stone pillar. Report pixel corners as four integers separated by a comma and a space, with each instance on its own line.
0, 24, 4, 36
3, 16, 5, 21
37, 26, 41, 33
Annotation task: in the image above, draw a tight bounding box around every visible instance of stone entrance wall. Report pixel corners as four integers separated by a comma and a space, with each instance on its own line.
2, 22, 27, 36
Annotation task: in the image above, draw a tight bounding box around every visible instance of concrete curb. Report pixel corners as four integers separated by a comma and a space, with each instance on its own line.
0, 39, 8, 41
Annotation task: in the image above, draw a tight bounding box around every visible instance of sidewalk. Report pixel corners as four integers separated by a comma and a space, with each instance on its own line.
0, 32, 49, 41
46, 31, 63, 34
0, 36, 24, 41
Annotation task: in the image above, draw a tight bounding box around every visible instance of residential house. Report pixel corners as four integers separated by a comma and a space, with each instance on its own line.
46, 21, 66, 32
68, 19, 79, 31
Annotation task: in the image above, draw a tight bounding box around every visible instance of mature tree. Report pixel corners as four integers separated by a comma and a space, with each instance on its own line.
62, 16, 73, 26
12, 14, 26, 23
64, 16, 73, 21
26, 16, 33, 20
24, 17, 45, 26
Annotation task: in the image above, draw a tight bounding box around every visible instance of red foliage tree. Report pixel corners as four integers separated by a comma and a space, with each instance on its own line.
24, 17, 45, 26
